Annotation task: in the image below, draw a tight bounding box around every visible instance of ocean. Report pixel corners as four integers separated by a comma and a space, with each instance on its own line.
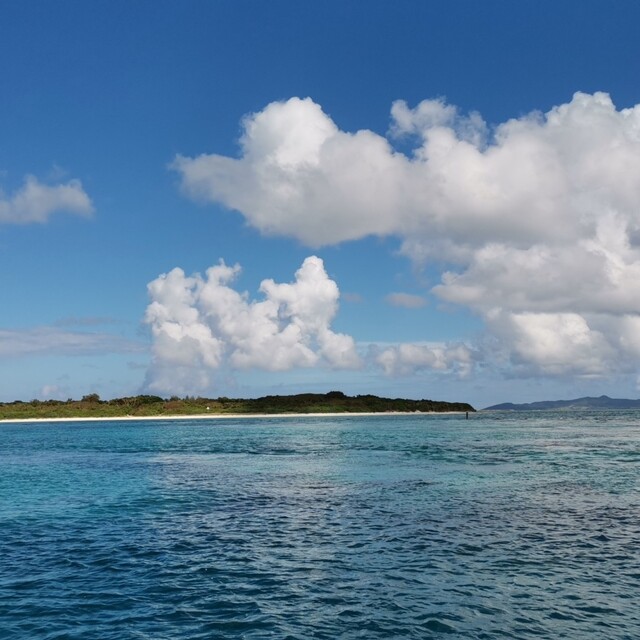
1, 411, 638, 639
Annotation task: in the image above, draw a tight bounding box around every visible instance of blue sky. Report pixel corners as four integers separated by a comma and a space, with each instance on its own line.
2, 0, 640, 408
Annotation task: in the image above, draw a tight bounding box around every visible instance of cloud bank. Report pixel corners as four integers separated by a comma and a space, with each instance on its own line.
0, 175, 93, 224
374, 342, 475, 378
173, 92, 640, 380
144, 256, 471, 395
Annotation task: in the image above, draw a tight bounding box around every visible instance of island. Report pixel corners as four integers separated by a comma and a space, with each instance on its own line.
484, 395, 640, 411
0, 391, 475, 421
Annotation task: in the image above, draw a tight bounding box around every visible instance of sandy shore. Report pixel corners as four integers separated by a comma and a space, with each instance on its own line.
0, 411, 466, 424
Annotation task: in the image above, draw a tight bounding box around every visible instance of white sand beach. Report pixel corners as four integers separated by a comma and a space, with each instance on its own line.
0, 411, 467, 424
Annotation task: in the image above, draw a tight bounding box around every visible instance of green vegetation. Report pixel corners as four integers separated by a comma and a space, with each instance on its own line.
0, 391, 474, 420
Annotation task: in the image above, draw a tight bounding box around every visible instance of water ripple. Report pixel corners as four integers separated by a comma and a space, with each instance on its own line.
1, 412, 639, 638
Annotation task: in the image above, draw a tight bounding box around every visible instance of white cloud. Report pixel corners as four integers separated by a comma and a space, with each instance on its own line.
374, 342, 476, 378
144, 256, 362, 395
0, 175, 93, 224
385, 292, 427, 308
171, 97, 405, 246
173, 92, 640, 380
484, 311, 613, 377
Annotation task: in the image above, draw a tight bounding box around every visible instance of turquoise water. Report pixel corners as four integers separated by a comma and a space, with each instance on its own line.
1, 411, 639, 639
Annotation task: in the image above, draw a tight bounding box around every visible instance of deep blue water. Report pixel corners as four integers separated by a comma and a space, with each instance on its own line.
1, 411, 639, 639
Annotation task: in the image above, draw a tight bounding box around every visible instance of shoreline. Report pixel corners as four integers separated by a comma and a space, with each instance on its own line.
0, 411, 467, 424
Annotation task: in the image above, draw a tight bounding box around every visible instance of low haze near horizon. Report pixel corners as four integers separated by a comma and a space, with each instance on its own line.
2, 0, 640, 408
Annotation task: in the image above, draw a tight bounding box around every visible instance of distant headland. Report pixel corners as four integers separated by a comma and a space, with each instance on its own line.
484, 395, 640, 411
0, 391, 475, 421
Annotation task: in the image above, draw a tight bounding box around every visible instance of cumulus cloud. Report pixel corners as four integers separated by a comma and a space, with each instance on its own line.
144, 256, 362, 395
0, 175, 93, 224
173, 92, 640, 380
385, 292, 427, 309
171, 97, 403, 245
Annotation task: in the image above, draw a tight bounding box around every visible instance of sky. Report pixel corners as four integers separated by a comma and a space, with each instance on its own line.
2, 0, 640, 408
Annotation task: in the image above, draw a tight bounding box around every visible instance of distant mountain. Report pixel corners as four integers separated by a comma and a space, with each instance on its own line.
484, 395, 640, 411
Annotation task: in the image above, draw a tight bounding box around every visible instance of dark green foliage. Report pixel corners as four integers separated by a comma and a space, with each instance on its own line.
0, 392, 474, 420
108, 395, 164, 406
214, 392, 474, 414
